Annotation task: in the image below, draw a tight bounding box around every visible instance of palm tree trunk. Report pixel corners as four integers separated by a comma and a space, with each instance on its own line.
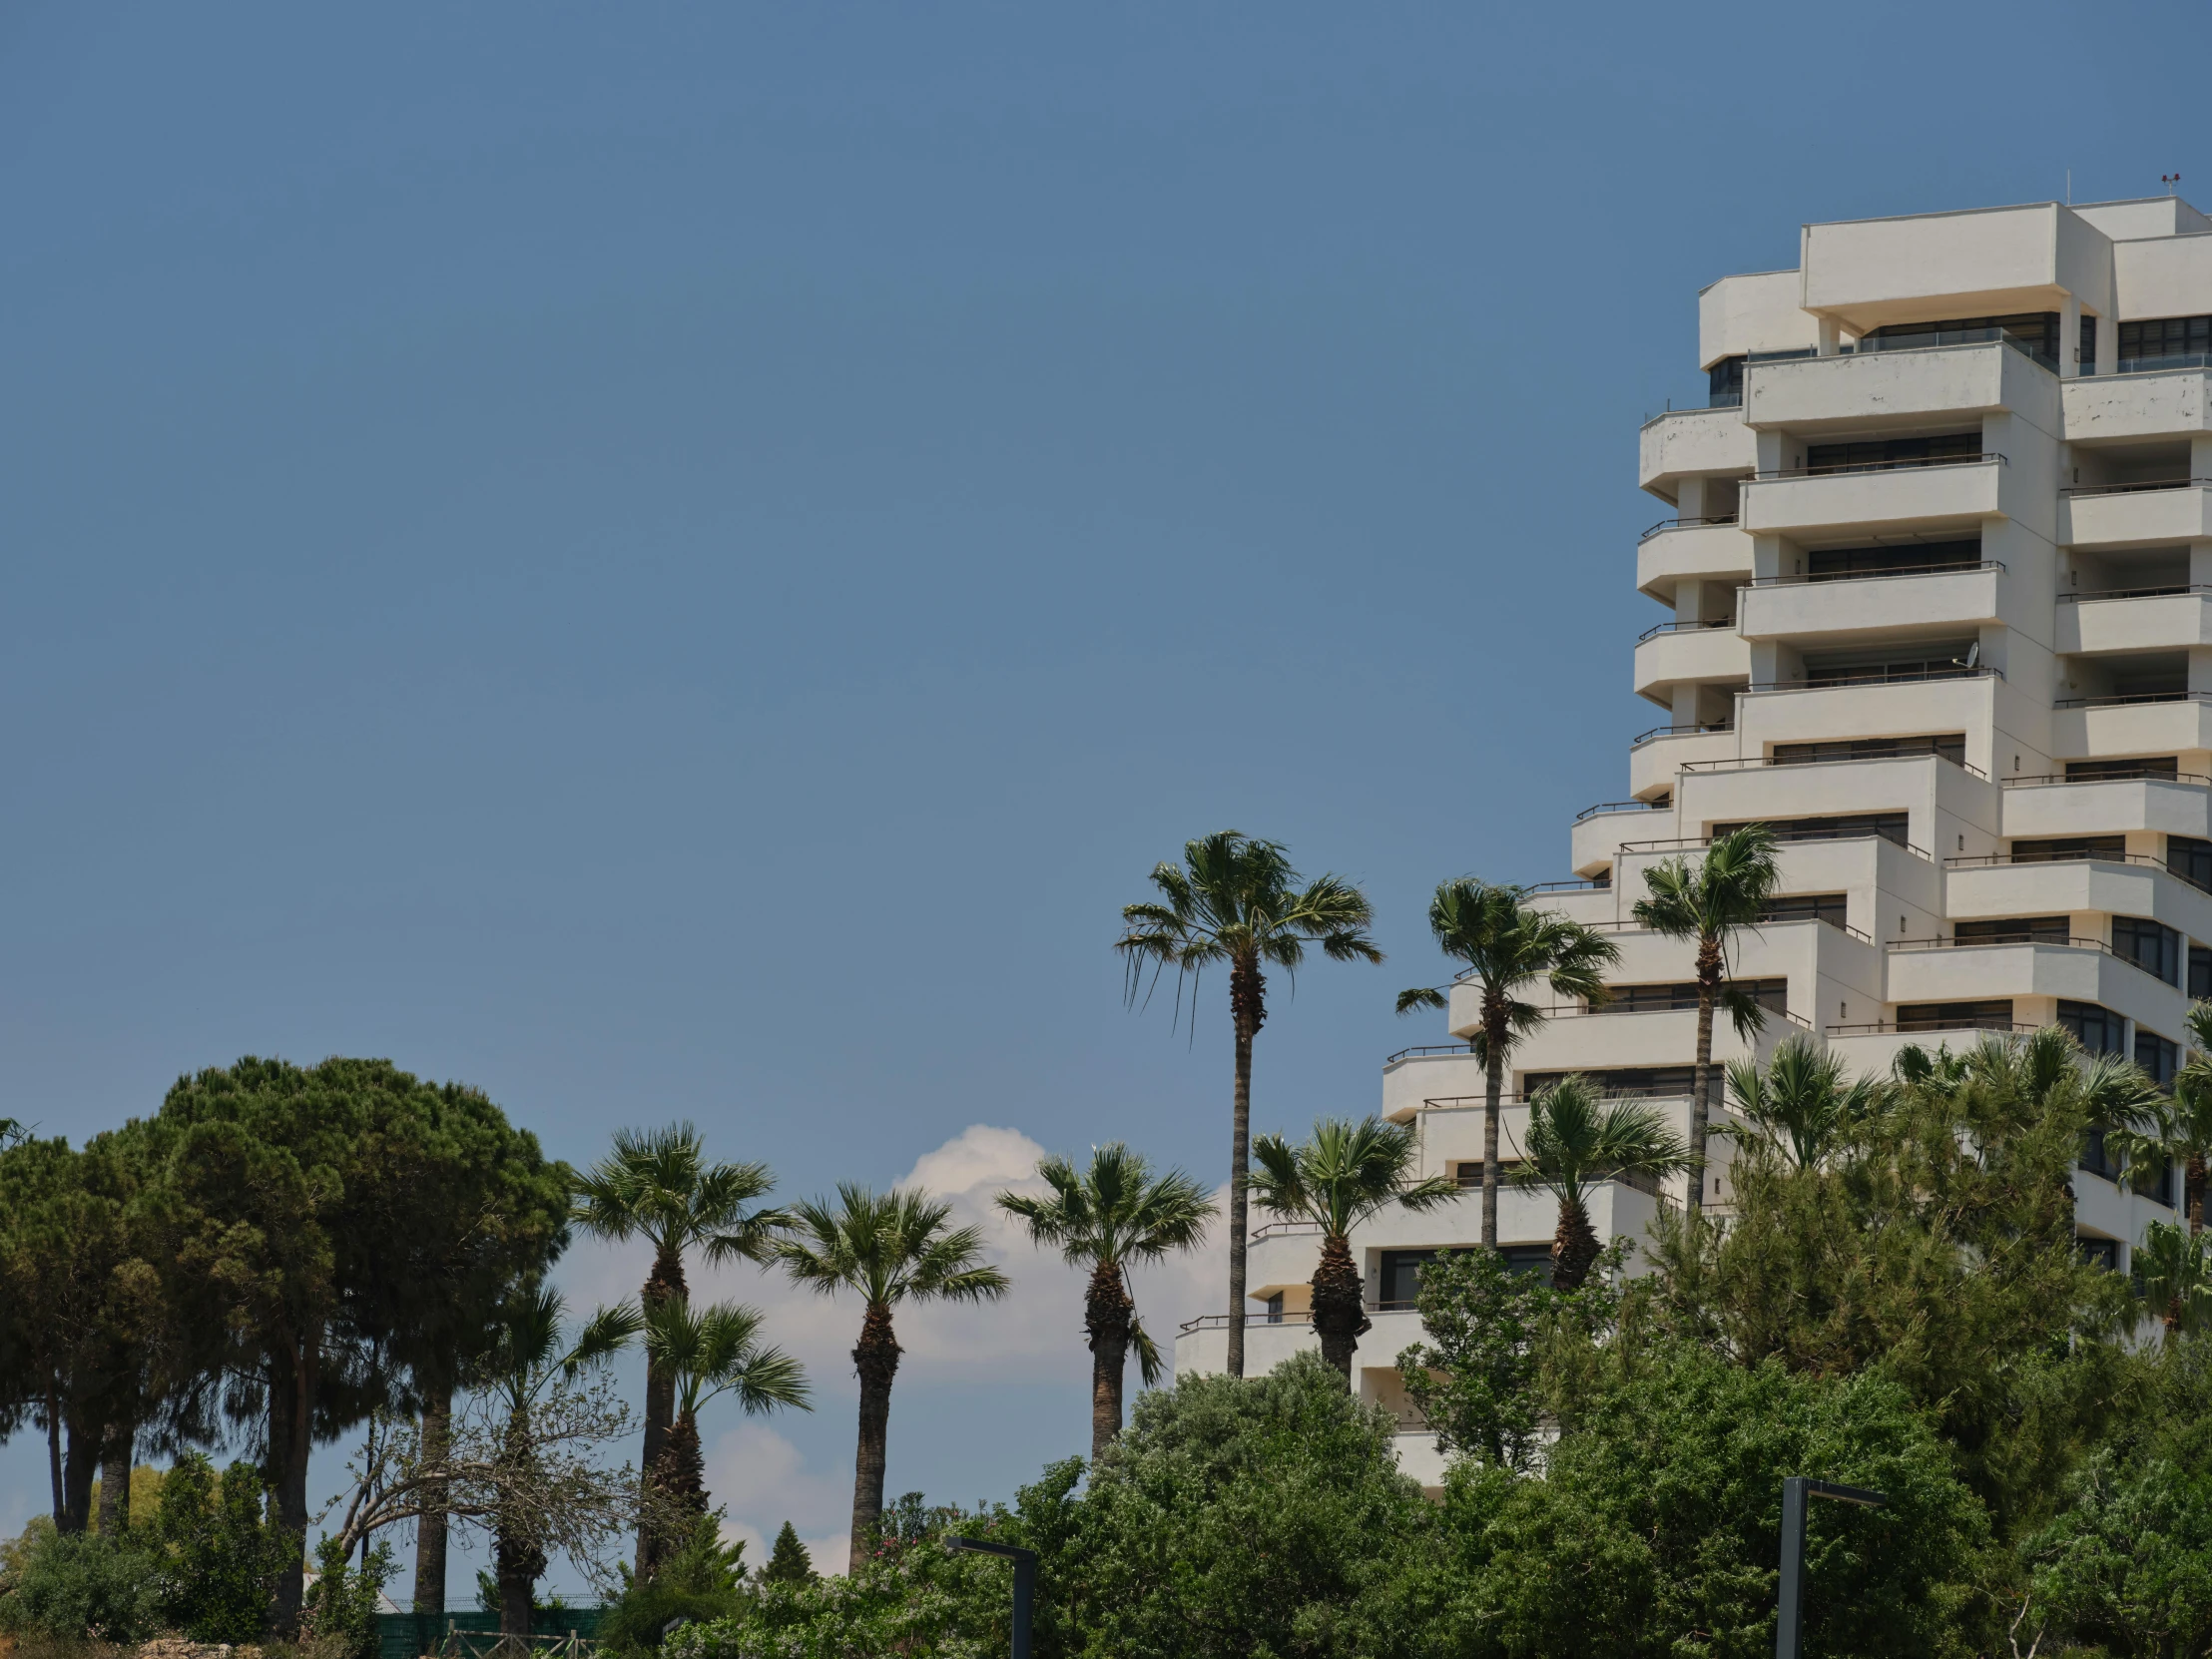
496, 1527, 545, 1638
848, 1300, 901, 1572
2189, 1154, 2205, 1234
267, 1327, 318, 1634
1085, 1259, 1134, 1463
411, 1388, 451, 1616
97, 1419, 131, 1534
1227, 956, 1267, 1381
1552, 1198, 1600, 1291
658, 1410, 708, 1527
1481, 988, 1506, 1251
1688, 936, 1722, 1213
636, 1244, 689, 1576
1310, 1233, 1371, 1382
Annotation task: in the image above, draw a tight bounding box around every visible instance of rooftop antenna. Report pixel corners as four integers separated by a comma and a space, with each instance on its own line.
2066, 169, 2071, 206
2164, 172, 2182, 196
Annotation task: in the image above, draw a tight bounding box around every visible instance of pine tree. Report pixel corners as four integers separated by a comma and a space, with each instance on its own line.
764, 1522, 814, 1584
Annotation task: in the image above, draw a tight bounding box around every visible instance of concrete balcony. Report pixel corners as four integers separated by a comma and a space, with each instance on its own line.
1471, 1004, 1804, 1073
2000, 775, 2212, 839
2063, 367, 2212, 445
1632, 622, 1751, 701
2051, 695, 2212, 760
1734, 673, 2000, 761
2059, 483, 2212, 549
2055, 588, 2212, 655
1529, 881, 1621, 927
1380, 1047, 1488, 1123
1616, 831, 1944, 927
1571, 802, 1675, 877
1742, 455, 2008, 539
1673, 751, 1990, 844
1628, 725, 1738, 798
2073, 1169, 2180, 1265
1637, 520, 1753, 604
1639, 406, 1757, 499
1737, 563, 2003, 646
1943, 853, 2212, 942
1884, 938, 2189, 1029
1742, 339, 2033, 431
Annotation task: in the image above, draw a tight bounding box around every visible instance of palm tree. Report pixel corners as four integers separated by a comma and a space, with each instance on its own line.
1724, 1036, 1887, 1171
572, 1123, 785, 1572
474, 1286, 641, 1637
1509, 1076, 1692, 1290
1117, 831, 1383, 1380
1630, 824, 1783, 1212
640, 1297, 811, 1534
773, 1185, 1009, 1569
1248, 1117, 1456, 1381
2131, 1220, 2212, 1343
1396, 878, 1621, 1250
2108, 1000, 2212, 1233
997, 1144, 1215, 1462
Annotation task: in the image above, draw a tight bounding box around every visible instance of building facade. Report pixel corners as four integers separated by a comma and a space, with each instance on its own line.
1174, 194, 2212, 1480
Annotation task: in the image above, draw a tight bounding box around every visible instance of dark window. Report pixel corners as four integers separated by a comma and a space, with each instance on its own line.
2192, 945, 2212, 999
1895, 999, 2014, 1032
2078, 1236, 2121, 1272
1953, 916, 2069, 945
2135, 1154, 2177, 1207
1864, 312, 2060, 365
2080, 1128, 2122, 1181
2137, 1030, 2180, 1092
2067, 757, 2179, 781
2058, 1000, 2126, 1056
1522, 1065, 1699, 1098
1805, 541, 1980, 581
1592, 977, 1789, 1015
2119, 314, 2212, 363
1804, 432, 1982, 473
1499, 1246, 1553, 1279
2170, 835, 2212, 893
2113, 916, 2182, 985
1801, 645, 1981, 687
1771, 735, 1966, 766
1709, 355, 1745, 405
1761, 892, 1850, 927
1264, 1293, 1285, 1325
2082, 313, 2096, 371
1715, 814, 1912, 847
2009, 835, 2126, 863
1378, 1250, 1436, 1310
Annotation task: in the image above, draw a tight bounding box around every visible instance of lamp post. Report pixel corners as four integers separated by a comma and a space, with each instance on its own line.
946, 1535, 1037, 1659
1775, 1476, 1887, 1659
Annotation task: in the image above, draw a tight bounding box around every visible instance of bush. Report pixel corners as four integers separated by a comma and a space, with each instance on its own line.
155, 1453, 294, 1642
598, 1513, 748, 1656
0, 1528, 164, 1644
303, 1533, 395, 1659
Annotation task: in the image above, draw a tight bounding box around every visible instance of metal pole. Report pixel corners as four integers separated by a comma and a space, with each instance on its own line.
947, 1536, 1038, 1659
1775, 1477, 1808, 1659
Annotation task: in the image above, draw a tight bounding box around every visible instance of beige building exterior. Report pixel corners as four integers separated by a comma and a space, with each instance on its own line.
1176, 194, 2212, 1480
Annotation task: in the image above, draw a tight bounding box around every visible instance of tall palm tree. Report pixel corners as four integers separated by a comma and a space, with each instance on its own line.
1248, 1117, 1456, 1381
1509, 1076, 1692, 1290
2108, 1000, 2212, 1233
572, 1123, 785, 1573
1630, 824, 1783, 1212
1117, 831, 1383, 1380
2131, 1220, 2212, 1343
1396, 878, 1621, 1250
773, 1186, 1009, 1570
640, 1297, 811, 1534
997, 1144, 1215, 1462
1724, 1036, 1888, 1171
474, 1286, 641, 1637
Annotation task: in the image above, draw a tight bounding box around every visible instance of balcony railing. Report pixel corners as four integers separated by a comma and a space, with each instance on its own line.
1630, 721, 1732, 747
2053, 691, 2211, 710
1753, 451, 2006, 481
1179, 1311, 1317, 1333
1889, 933, 2184, 990
2058, 583, 2212, 603
1636, 617, 1739, 643
1847, 325, 2056, 373
1830, 1018, 2042, 1036
2112, 351, 2212, 375
1618, 830, 1936, 861
2060, 477, 2211, 498
1678, 752, 1985, 780
2002, 770, 2211, 788
1382, 1043, 1476, 1066
1751, 664, 2002, 692
1524, 876, 1614, 891
1744, 559, 2005, 587
1945, 848, 2212, 895
1573, 799, 1671, 823
1638, 513, 1740, 542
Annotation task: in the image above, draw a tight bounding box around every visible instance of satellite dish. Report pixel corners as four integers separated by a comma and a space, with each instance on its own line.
1956, 642, 1980, 671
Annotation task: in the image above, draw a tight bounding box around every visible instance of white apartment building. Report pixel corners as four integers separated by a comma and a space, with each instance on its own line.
1175, 194, 2212, 1482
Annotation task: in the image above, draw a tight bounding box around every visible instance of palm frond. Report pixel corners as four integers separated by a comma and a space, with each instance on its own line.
1395, 985, 1448, 1015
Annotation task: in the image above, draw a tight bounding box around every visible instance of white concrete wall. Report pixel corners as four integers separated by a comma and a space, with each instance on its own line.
1699, 270, 1820, 367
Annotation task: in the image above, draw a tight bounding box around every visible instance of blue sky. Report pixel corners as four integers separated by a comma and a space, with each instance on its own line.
4, 0, 2208, 1588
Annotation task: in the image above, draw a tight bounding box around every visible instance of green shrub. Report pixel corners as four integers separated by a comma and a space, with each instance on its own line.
303, 1533, 395, 1659
0, 1528, 163, 1643
155, 1452, 294, 1641
597, 1513, 748, 1656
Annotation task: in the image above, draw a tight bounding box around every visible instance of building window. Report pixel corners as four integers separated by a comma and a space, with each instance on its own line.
2066, 757, 2178, 782
2082, 313, 2096, 370
1264, 1293, 1285, 1325
1499, 1246, 1553, 1279
1709, 355, 1745, 406
2112, 916, 2182, 985
1895, 999, 2014, 1033
1523, 1066, 1699, 1098
1805, 542, 1980, 581
2170, 835, 2212, 893
1591, 977, 1788, 1015
2119, 314, 2212, 364
1863, 313, 2061, 366
2077, 1236, 2121, 1273
1714, 814, 1911, 848
2058, 1000, 2125, 1056
1760, 892, 1850, 927
2191, 945, 2212, 999
1770, 735, 1966, 766
1377, 1250, 1436, 1310
1801, 646, 1979, 688
2137, 1029, 2180, 1092
1804, 433, 1982, 472
2009, 835, 2127, 863
1953, 916, 2069, 945
2080, 1127, 2123, 1182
